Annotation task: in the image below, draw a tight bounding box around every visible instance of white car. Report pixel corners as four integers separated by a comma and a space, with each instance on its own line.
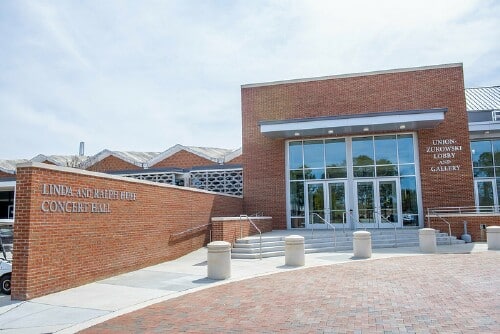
0, 260, 11, 295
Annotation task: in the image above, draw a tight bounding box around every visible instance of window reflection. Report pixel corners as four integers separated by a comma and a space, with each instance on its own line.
289, 141, 303, 169
303, 140, 324, 169
401, 177, 418, 226
352, 137, 374, 166
375, 135, 397, 165
325, 139, 346, 167
398, 135, 415, 164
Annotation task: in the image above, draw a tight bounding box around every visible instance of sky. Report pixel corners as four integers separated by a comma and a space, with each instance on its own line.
1, 0, 499, 159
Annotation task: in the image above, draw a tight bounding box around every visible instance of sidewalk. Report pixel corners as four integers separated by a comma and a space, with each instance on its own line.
0, 242, 494, 333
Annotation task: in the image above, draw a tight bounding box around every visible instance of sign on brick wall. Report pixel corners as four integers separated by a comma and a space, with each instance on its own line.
426, 138, 463, 172
40, 183, 137, 214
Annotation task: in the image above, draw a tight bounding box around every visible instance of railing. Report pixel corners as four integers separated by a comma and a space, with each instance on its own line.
349, 210, 370, 230
377, 211, 398, 247
239, 214, 262, 260
427, 207, 464, 245
309, 213, 337, 251
427, 206, 500, 215
169, 223, 212, 243
426, 205, 500, 244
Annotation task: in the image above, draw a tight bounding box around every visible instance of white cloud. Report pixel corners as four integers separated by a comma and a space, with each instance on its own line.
0, 0, 499, 159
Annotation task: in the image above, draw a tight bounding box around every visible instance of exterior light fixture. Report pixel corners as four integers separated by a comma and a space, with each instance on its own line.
485, 131, 490, 134
328, 130, 334, 134
294, 132, 300, 136
399, 124, 406, 130
363, 127, 369, 132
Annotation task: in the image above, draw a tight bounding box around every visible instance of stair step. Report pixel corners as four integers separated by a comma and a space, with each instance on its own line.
230, 229, 467, 259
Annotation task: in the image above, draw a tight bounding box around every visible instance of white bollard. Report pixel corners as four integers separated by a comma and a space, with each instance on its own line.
207, 241, 231, 280
353, 231, 372, 258
285, 235, 305, 266
486, 226, 500, 250
419, 228, 437, 253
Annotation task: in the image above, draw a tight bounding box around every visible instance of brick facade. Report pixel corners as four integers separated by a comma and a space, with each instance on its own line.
242, 64, 475, 229
226, 155, 243, 165
13, 162, 243, 300
86, 155, 140, 172
211, 217, 273, 245
427, 215, 500, 242
0, 171, 15, 180
152, 150, 215, 169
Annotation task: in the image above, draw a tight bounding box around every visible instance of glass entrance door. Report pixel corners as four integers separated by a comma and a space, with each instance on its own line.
306, 181, 348, 229
354, 179, 401, 228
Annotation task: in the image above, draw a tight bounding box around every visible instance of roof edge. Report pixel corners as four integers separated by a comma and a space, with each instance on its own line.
242, 63, 463, 89
259, 108, 448, 126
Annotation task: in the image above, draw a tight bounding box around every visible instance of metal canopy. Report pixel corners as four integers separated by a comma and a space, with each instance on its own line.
259, 108, 447, 139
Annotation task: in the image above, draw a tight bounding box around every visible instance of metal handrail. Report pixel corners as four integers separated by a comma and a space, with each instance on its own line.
309, 213, 337, 251
349, 209, 370, 231
427, 205, 500, 215
378, 212, 398, 247
170, 223, 212, 242
240, 214, 262, 260
427, 208, 452, 245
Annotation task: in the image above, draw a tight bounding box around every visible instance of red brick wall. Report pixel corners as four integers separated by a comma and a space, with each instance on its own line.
86, 155, 140, 172
226, 155, 243, 164
242, 64, 474, 230
427, 215, 500, 242
152, 150, 215, 169
13, 163, 243, 300
0, 171, 15, 179
211, 217, 273, 245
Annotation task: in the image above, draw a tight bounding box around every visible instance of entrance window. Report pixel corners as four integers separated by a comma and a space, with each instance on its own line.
352, 137, 375, 177
471, 139, 500, 209
325, 139, 347, 178
287, 134, 420, 229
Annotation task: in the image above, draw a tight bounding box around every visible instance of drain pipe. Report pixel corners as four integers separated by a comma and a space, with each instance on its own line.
461, 221, 472, 243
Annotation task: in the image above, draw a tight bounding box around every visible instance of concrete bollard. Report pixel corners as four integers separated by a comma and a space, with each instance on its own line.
285, 235, 305, 266
486, 226, 500, 250
353, 231, 372, 258
419, 228, 437, 253
207, 241, 231, 280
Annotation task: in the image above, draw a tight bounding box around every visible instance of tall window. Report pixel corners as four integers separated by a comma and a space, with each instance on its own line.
288, 139, 347, 228
287, 134, 419, 228
471, 140, 500, 209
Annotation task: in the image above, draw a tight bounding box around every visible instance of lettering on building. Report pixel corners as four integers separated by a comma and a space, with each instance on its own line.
40, 184, 137, 214
426, 138, 462, 172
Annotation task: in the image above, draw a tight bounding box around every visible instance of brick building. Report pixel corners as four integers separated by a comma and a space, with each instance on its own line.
241, 63, 499, 232
1, 63, 499, 231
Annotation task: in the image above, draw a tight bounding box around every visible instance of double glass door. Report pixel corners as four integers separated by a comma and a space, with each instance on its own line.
306, 181, 347, 229
354, 179, 402, 228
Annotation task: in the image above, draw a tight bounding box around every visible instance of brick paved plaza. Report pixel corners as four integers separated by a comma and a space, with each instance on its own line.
81, 252, 499, 333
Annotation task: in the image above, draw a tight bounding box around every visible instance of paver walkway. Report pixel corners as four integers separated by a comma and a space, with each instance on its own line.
82, 252, 499, 333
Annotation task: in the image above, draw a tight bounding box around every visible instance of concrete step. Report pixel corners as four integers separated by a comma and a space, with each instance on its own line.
231, 229, 466, 259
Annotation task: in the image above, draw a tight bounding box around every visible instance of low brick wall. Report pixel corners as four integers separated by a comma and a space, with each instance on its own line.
13, 163, 243, 300
426, 215, 500, 242
211, 217, 273, 245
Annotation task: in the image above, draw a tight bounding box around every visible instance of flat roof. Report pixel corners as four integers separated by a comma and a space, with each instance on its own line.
242, 63, 463, 88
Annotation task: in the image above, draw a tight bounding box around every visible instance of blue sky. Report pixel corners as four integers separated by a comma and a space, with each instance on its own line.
1, 0, 499, 159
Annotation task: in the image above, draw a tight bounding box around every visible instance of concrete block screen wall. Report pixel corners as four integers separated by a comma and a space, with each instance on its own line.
13, 162, 243, 300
